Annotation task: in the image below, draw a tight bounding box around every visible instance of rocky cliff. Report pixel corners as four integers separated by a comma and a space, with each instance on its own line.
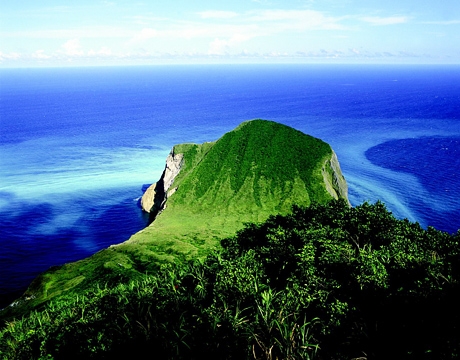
141, 150, 184, 217
322, 151, 349, 203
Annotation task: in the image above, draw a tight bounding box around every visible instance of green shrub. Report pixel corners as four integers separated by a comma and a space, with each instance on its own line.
1, 200, 459, 359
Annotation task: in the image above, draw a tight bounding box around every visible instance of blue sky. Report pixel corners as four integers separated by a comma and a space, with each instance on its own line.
1, 0, 459, 67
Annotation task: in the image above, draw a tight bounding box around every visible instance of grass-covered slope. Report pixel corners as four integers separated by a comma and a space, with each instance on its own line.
0, 120, 347, 320
2, 200, 459, 359
174, 119, 333, 208
117, 120, 343, 261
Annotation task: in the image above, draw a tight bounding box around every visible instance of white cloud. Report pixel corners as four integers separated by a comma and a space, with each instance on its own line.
360, 16, 408, 26
198, 10, 239, 19
98, 47, 112, 56
128, 9, 346, 47
62, 39, 84, 56
422, 20, 460, 25
174, 26, 212, 40
5, 4, 456, 66
32, 50, 51, 59
1, 27, 132, 40
248, 9, 345, 30
0, 51, 21, 61
208, 33, 253, 55
208, 38, 230, 55
349, 48, 360, 55
128, 15, 172, 25
131, 28, 159, 42
87, 47, 112, 57
130, 26, 210, 44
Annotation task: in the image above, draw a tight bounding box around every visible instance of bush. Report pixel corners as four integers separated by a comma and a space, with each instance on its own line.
1, 200, 459, 359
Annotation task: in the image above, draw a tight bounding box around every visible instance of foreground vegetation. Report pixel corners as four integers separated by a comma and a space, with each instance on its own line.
2, 200, 459, 359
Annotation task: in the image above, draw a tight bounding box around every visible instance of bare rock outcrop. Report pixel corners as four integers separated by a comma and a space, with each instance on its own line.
322, 151, 350, 204
140, 182, 158, 213
141, 149, 184, 216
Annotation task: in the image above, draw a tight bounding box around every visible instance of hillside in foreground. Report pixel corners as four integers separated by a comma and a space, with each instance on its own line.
1, 119, 348, 320
1, 200, 459, 359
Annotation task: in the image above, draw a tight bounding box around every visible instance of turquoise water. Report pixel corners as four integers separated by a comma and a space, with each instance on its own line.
1, 64, 459, 306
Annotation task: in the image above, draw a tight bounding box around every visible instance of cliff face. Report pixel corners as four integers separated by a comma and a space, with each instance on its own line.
140, 183, 157, 213
141, 150, 184, 216
322, 151, 349, 204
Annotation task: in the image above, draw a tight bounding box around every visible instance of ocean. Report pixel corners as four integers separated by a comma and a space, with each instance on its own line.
1, 64, 459, 307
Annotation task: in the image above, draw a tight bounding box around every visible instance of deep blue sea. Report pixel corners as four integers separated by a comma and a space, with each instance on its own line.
1, 64, 459, 307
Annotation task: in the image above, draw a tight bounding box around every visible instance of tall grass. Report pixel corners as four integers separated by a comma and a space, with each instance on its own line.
1, 200, 460, 359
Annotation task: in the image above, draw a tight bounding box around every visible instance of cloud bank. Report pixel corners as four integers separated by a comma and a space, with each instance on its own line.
1, 4, 459, 66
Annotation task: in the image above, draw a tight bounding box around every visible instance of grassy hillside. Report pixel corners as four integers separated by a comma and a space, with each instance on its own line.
0, 120, 346, 320
116, 120, 339, 263
173, 120, 333, 206
2, 200, 459, 359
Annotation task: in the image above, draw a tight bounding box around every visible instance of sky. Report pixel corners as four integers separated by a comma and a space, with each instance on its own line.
1, 0, 460, 67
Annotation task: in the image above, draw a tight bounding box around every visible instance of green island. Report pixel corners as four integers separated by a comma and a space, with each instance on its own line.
1, 120, 459, 359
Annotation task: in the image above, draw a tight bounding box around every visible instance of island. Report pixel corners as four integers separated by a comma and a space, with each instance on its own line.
1, 120, 459, 360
